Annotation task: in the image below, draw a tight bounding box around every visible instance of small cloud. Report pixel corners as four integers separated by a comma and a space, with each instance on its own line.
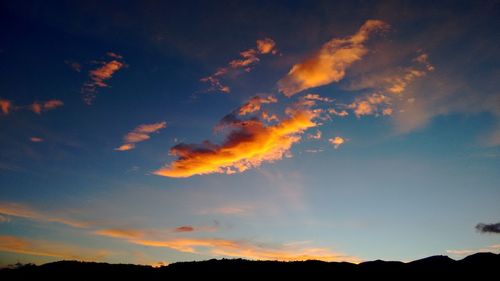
115, 121, 167, 151
201, 38, 278, 93
64, 60, 82, 72
238, 95, 277, 115
30, 137, 43, 143
82, 53, 125, 104
30, 100, 64, 114
348, 93, 391, 117
328, 108, 349, 117
329, 136, 346, 149
0, 98, 12, 115
278, 20, 389, 96
476, 222, 500, 234
174, 226, 194, 233
307, 130, 322, 140
303, 94, 333, 103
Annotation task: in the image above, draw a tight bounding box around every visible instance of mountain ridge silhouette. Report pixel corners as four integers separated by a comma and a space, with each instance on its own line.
1, 252, 499, 280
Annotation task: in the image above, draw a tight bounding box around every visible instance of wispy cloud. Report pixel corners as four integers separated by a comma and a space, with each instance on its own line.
307, 130, 322, 140
30, 137, 43, 143
446, 244, 500, 257
238, 95, 277, 115
0, 235, 110, 261
201, 38, 278, 93
0, 99, 63, 115
82, 52, 125, 104
30, 100, 64, 114
154, 104, 318, 178
278, 20, 389, 96
0, 202, 89, 229
476, 222, 500, 234
329, 136, 346, 149
115, 121, 167, 151
95, 228, 359, 262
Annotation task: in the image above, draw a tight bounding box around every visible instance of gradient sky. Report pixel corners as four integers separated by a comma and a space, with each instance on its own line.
1, 0, 499, 267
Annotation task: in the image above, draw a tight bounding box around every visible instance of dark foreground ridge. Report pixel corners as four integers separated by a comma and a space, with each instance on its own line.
1, 252, 499, 280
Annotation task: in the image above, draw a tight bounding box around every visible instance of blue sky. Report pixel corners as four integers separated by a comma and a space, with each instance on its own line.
0, 0, 499, 266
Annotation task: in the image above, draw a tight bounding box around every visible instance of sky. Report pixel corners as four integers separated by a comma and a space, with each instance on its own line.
0, 0, 499, 267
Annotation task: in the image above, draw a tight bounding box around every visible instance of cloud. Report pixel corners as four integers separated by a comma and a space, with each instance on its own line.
256, 38, 277, 54
0, 202, 89, 229
154, 107, 318, 178
95, 229, 359, 262
476, 222, 500, 234
0, 235, 110, 261
446, 244, 500, 257
174, 226, 194, 233
348, 93, 392, 117
115, 121, 167, 151
303, 94, 333, 103
0, 98, 12, 115
238, 95, 277, 115
82, 52, 125, 104
329, 136, 346, 149
30, 100, 64, 114
201, 38, 277, 93
328, 108, 349, 117
307, 130, 322, 140
30, 137, 43, 143
64, 60, 82, 72
278, 20, 389, 96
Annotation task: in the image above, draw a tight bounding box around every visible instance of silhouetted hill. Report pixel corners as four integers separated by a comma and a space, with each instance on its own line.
1, 253, 499, 280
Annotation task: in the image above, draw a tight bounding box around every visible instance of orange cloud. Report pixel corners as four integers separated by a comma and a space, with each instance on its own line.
278, 20, 389, 96
154, 108, 318, 178
0, 202, 89, 229
256, 38, 277, 54
348, 93, 391, 117
30, 100, 64, 114
30, 137, 43, 143
0, 98, 12, 115
0, 235, 110, 261
94, 228, 146, 240
201, 38, 277, 93
95, 228, 359, 262
446, 244, 500, 257
238, 95, 278, 115
329, 136, 346, 149
82, 53, 125, 104
115, 121, 167, 151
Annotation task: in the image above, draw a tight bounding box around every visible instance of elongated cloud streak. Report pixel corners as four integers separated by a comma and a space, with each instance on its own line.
30, 100, 64, 114
278, 20, 389, 96
115, 121, 167, 151
0, 202, 89, 228
154, 109, 317, 178
82, 52, 125, 104
476, 222, 500, 234
201, 38, 277, 93
95, 229, 359, 262
0, 235, 109, 260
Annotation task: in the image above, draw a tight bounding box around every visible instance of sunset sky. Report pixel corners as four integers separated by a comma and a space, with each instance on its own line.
1, 1, 499, 266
